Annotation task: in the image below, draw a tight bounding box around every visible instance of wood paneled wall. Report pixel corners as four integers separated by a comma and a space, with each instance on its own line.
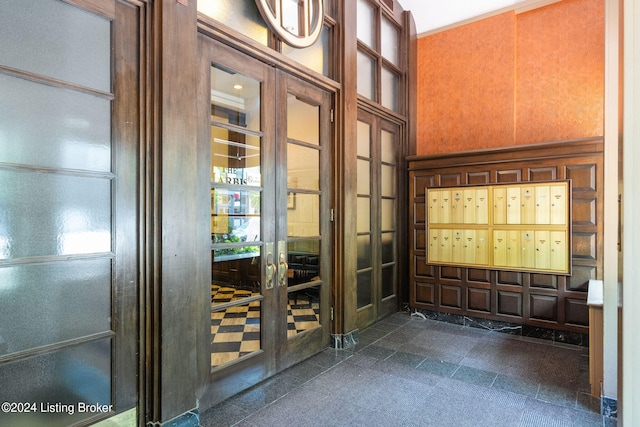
408, 138, 603, 333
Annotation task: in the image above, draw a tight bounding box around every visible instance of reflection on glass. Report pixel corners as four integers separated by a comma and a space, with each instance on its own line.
381, 17, 399, 66
212, 190, 260, 243
381, 66, 398, 112
288, 283, 321, 337
356, 0, 374, 48
210, 65, 261, 132
209, 65, 264, 369
357, 270, 372, 308
211, 299, 261, 367
288, 144, 319, 191
212, 254, 261, 288
357, 50, 375, 99
287, 240, 321, 285
287, 94, 319, 145
287, 193, 319, 237
211, 130, 261, 187
198, 0, 269, 46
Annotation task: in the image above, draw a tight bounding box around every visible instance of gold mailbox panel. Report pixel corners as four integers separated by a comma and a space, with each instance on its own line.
427, 181, 570, 274
451, 190, 464, 223
493, 187, 506, 225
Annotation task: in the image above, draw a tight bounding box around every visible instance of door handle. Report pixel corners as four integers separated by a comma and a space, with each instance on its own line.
265, 243, 276, 289
278, 252, 288, 287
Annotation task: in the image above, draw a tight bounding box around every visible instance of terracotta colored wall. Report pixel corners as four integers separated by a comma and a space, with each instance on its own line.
416, 0, 604, 155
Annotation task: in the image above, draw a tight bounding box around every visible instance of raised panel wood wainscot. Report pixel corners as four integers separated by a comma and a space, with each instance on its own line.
408, 138, 603, 334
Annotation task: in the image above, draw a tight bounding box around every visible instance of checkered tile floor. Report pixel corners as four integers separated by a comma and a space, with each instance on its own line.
211, 285, 320, 367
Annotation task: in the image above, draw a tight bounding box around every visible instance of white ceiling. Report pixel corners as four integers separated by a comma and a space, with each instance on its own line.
396, 0, 561, 36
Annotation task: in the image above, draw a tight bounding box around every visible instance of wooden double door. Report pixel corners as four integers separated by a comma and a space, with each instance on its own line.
198, 35, 334, 405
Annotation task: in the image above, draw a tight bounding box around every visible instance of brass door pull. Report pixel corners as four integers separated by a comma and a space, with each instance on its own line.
265, 249, 276, 289
278, 253, 288, 287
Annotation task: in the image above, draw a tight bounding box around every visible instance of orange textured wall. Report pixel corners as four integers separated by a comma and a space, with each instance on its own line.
416, 0, 604, 155
516, 0, 604, 144
417, 13, 516, 154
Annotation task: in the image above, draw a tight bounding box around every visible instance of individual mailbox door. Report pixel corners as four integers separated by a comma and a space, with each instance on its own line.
506, 186, 521, 224
475, 188, 489, 224
428, 228, 440, 263
463, 229, 476, 264
440, 190, 452, 224
521, 231, 535, 268
428, 190, 441, 224
534, 230, 551, 270
451, 230, 464, 263
550, 184, 567, 225
550, 230, 567, 271
475, 229, 489, 265
535, 185, 550, 224
493, 187, 506, 224
451, 190, 464, 223
493, 230, 507, 267
440, 229, 453, 263
463, 189, 476, 224
521, 187, 535, 224
506, 230, 522, 268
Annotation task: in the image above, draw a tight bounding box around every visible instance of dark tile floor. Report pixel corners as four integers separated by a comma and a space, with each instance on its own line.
200, 312, 618, 427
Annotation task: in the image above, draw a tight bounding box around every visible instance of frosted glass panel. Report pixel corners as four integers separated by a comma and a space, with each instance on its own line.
287, 94, 319, 145
381, 165, 395, 197
0, 259, 111, 357
0, 0, 110, 92
198, 0, 269, 46
357, 121, 371, 157
381, 67, 398, 112
0, 170, 111, 259
381, 264, 395, 298
357, 234, 372, 270
282, 26, 330, 76
381, 198, 395, 231
288, 145, 320, 191
288, 194, 320, 237
357, 270, 372, 308
357, 50, 375, 99
357, 197, 371, 233
382, 232, 395, 264
356, 0, 375, 48
0, 74, 111, 172
0, 338, 111, 427
357, 160, 371, 195
381, 17, 399, 66
381, 130, 395, 164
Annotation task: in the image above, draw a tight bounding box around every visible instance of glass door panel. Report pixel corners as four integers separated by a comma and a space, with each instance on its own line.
282, 75, 331, 355
286, 94, 322, 338
210, 65, 264, 369
200, 37, 332, 401
356, 110, 400, 328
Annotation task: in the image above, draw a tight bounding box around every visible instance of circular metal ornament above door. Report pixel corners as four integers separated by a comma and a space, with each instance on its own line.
255, 0, 324, 48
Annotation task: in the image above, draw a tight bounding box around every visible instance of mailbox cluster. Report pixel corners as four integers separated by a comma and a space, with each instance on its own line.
427, 182, 570, 274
